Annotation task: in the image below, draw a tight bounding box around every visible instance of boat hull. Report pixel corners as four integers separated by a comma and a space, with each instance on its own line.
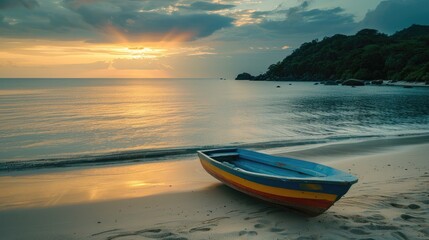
198, 150, 356, 216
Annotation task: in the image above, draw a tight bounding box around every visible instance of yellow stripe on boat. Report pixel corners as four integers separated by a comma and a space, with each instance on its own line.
201, 159, 337, 202
299, 183, 323, 191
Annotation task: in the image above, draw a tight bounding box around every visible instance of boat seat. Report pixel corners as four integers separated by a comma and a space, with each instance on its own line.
222, 161, 236, 168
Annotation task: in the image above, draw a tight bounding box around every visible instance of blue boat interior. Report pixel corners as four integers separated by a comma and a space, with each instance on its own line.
205, 149, 334, 178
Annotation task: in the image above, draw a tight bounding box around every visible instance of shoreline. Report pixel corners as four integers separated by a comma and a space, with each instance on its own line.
384, 80, 429, 88
241, 79, 429, 87
1, 134, 429, 209
3, 131, 429, 174
1, 135, 428, 239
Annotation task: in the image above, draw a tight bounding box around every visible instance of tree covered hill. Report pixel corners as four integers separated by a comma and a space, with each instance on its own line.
236, 25, 429, 82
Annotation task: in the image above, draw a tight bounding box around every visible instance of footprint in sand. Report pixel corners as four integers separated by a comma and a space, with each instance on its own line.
249, 207, 274, 215
105, 228, 186, 240
400, 214, 425, 223
91, 229, 121, 237
349, 228, 370, 235
163, 237, 188, 240
265, 208, 284, 215
349, 215, 369, 223
189, 227, 211, 233
391, 203, 421, 210
391, 231, 409, 240
239, 230, 258, 236
367, 214, 385, 221
256, 219, 271, 225
391, 203, 407, 208
254, 224, 265, 229
419, 228, 429, 237
334, 214, 349, 220
269, 227, 285, 233
339, 226, 350, 230
201, 217, 229, 224
363, 224, 399, 230
295, 236, 318, 240
407, 204, 420, 209
136, 228, 174, 238
187, 217, 231, 234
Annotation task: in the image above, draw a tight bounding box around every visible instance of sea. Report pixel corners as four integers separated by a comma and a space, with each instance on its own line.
1, 78, 428, 171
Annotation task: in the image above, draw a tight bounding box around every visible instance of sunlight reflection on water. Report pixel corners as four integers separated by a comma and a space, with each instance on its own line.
0, 78, 428, 162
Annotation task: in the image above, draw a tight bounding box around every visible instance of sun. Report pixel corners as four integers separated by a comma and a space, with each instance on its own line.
124, 47, 167, 59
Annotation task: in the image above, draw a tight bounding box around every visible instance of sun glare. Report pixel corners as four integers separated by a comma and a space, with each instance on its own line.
125, 47, 166, 59
0, 38, 181, 77
0, 27, 216, 78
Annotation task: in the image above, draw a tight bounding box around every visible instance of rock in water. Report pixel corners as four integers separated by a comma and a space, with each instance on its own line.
343, 79, 365, 86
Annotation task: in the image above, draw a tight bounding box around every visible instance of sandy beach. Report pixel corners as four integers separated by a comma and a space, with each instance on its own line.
1, 135, 428, 240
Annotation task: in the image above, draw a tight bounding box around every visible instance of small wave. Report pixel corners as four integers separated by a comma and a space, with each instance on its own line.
1, 132, 429, 172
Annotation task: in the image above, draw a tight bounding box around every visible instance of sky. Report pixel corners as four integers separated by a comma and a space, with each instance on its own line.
0, 0, 428, 78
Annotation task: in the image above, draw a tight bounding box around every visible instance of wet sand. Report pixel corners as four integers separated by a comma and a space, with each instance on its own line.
1, 136, 428, 240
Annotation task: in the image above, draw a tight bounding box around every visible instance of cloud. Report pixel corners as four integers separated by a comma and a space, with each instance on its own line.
111, 58, 172, 70
258, 1, 355, 35
64, 0, 178, 11
0, 3, 94, 41
211, 0, 357, 49
65, 61, 110, 70
1, 0, 428, 79
0, 0, 234, 42
238, 0, 428, 42
180, 1, 235, 11
71, 2, 234, 42
0, 0, 39, 9
360, 0, 429, 33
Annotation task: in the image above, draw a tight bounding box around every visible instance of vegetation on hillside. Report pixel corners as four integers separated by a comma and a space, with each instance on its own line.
236, 25, 429, 82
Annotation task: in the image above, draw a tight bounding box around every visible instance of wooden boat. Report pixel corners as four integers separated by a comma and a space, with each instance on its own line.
198, 148, 358, 216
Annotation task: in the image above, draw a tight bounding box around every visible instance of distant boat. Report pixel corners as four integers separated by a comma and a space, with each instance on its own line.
198, 148, 358, 216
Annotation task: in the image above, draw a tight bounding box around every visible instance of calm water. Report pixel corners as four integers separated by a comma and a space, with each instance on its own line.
1, 78, 428, 170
